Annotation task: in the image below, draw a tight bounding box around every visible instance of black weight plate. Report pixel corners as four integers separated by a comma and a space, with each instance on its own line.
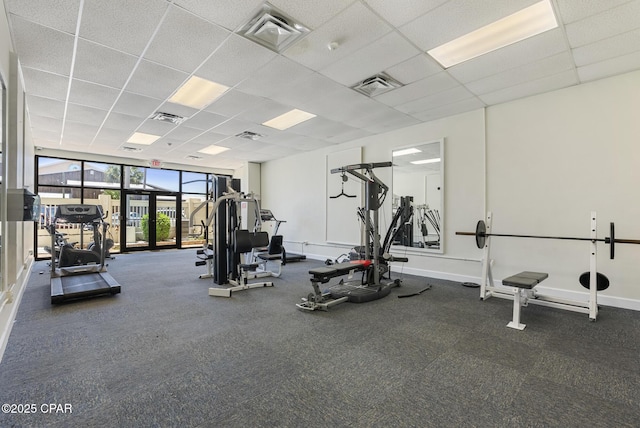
610, 222, 615, 260
476, 220, 486, 249
579, 271, 610, 291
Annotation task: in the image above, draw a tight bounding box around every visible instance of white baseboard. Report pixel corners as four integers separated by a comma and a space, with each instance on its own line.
0, 257, 34, 364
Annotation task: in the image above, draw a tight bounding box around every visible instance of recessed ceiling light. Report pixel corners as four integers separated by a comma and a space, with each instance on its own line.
427, 0, 558, 68
169, 76, 229, 110
393, 148, 421, 157
411, 157, 441, 165
127, 132, 161, 145
262, 108, 316, 130
198, 145, 230, 156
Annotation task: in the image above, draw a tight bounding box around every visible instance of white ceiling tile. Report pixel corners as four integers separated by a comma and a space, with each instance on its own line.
137, 119, 177, 136
446, 28, 568, 83
209, 118, 255, 136
479, 69, 578, 105
126, 60, 189, 100
385, 54, 443, 85
112, 92, 162, 118
196, 33, 277, 87
93, 126, 132, 144
153, 101, 198, 120
172, 0, 263, 31
577, 51, 640, 83
327, 128, 373, 144
556, 0, 633, 24
29, 115, 63, 135
412, 97, 485, 123
144, 5, 230, 73
190, 131, 230, 146
235, 99, 293, 124
235, 56, 315, 98
396, 86, 476, 115
320, 31, 420, 86
399, 0, 539, 51
288, 116, 357, 140
6, 0, 80, 33
65, 103, 109, 126
376, 72, 459, 106
302, 88, 382, 123
183, 111, 228, 131
102, 112, 145, 133
74, 39, 138, 89
364, 0, 449, 27
205, 89, 264, 117
162, 126, 204, 142
270, 0, 352, 28
572, 28, 640, 67
9, 16, 74, 75
268, 72, 345, 109
68, 80, 120, 110
79, 0, 170, 56
465, 52, 575, 95
22, 68, 70, 100
283, 2, 392, 70
363, 112, 422, 134
565, 1, 640, 48
25, 95, 65, 119
63, 121, 100, 142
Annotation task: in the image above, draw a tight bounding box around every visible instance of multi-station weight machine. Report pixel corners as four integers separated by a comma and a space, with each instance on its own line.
297, 162, 410, 311
190, 176, 280, 297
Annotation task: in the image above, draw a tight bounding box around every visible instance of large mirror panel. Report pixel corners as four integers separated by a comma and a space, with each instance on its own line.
391, 139, 443, 253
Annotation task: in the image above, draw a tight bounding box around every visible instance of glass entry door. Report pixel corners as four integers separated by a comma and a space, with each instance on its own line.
121, 191, 178, 251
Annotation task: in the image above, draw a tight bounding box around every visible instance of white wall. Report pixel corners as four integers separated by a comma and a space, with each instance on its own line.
486, 69, 640, 307
261, 70, 640, 310
261, 109, 486, 278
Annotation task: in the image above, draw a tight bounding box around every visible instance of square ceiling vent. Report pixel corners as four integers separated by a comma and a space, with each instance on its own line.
352, 73, 403, 97
238, 2, 310, 53
151, 111, 187, 125
235, 131, 264, 140
120, 146, 143, 153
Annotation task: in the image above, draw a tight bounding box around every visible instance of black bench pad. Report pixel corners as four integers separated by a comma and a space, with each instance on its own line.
309, 262, 368, 280
502, 271, 548, 289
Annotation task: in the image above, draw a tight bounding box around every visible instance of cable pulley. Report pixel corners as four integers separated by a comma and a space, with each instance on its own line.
456, 220, 640, 260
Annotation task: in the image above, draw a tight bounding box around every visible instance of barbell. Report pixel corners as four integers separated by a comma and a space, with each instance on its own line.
456, 220, 640, 260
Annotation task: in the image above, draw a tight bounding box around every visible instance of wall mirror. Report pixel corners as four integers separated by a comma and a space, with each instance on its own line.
391, 139, 443, 253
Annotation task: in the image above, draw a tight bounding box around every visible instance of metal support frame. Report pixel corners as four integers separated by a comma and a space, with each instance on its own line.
480, 211, 600, 327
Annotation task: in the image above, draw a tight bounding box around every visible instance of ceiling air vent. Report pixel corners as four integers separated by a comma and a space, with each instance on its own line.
121, 146, 143, 153
185, 155, 203, 160
352, 73, 403, 97
150, 111, 187, 125
238, 2, 310, 53
235, 131, 264, 140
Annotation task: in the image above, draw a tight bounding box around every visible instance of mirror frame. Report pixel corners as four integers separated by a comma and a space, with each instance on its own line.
390, 138, 444, 254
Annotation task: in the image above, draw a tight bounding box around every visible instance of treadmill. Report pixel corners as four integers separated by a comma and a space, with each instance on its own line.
50, 204, 121, 304
259, 209, 306, 262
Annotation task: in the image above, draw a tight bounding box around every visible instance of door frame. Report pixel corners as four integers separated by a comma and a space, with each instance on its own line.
120, 190, 181, 252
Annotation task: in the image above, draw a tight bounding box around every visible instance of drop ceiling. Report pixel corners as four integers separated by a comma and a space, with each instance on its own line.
4, 0, 640, 170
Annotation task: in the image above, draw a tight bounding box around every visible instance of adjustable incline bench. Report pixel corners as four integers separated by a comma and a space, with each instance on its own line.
296, 260, 373, 311
502, 271, 548, 330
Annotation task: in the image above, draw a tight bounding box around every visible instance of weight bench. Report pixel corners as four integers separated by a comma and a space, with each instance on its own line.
502, 271, 548, 330
296, 261, 371, 311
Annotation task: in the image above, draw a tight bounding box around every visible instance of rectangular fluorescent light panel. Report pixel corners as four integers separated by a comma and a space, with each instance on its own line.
127, 132, 161, 145
427, 0, 557, 68
197, 144, 230, 156
411, 157, 441, 165
262, 109, 316, 130
393, 147, 421, 157
169, 76, 229, 110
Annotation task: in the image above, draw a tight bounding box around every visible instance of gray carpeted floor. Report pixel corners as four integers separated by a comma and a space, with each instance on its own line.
1, 249, 639, 427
